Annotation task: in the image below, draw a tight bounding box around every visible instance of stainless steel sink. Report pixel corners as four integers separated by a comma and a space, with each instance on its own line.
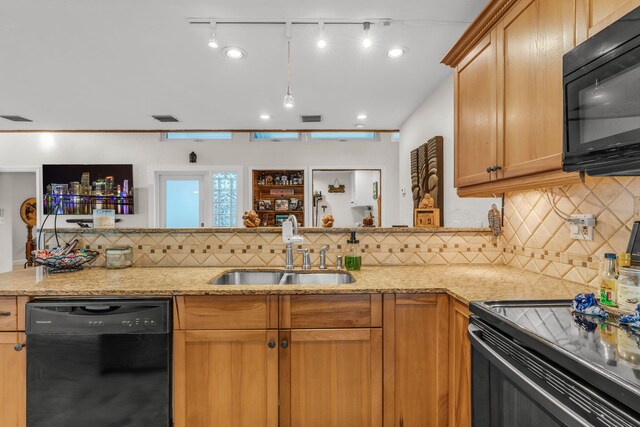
279, 272, 354, 285
211, 270, 284, 285
211, 270, 355, 285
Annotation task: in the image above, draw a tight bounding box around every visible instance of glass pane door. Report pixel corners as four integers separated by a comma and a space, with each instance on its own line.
160, 175, 204, 228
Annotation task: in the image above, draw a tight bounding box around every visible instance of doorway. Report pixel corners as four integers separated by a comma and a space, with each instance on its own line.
0, 171, 37, 273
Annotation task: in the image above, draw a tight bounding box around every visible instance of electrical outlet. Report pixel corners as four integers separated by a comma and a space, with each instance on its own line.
569, 214, 595, 241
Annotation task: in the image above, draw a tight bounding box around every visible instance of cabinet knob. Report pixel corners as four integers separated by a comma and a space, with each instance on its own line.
280, 340, 289, 349
267, 340, 276, 349
493, 165, 502, 171
486, 166, 493, 173
0, 311, 11, 317
14, 343, 25, 352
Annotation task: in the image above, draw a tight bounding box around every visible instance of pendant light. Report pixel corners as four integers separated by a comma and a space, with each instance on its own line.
283, 24, 295, 109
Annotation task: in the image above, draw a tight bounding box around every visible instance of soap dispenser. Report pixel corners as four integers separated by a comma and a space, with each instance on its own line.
345, 231, 362, 271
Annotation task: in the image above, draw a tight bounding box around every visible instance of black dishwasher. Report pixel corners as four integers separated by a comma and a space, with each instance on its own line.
26, 299, 172, 427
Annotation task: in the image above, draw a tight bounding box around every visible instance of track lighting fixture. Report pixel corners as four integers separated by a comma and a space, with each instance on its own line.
362, 22, 372, 48
317, 21, 327, 49
208, 22, 219, 48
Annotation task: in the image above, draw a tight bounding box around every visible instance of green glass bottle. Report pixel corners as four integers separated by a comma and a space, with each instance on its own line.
345, 231, 361, 271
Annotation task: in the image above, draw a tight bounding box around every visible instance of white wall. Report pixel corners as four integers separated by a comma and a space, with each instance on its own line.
0, 174, 12, 273
0, 172, 36, 271
0, 132, 399, 228
312, 170, 380, 227
10, 173, 36, 263
399, 73, 499, 227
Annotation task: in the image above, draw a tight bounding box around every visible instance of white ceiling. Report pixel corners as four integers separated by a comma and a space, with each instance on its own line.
0, 0, 487, 130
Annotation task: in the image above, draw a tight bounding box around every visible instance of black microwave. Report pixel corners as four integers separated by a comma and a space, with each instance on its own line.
563, 6, 640, 176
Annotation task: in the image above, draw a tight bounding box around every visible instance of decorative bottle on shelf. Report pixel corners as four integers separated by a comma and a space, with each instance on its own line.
345, 231, 362, 271
600, 253, 619, 306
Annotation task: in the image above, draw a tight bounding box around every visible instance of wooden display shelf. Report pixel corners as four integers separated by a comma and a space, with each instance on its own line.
252, 169, 305, 227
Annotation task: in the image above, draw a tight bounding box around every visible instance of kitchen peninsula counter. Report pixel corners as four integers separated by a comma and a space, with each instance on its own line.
0, 264, 593, 304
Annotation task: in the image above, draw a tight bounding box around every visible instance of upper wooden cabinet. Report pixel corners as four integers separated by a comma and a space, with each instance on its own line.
444, 0, 582, 196
576, 0, 640, 42
496, 0, 575, 180
455, 30, 498, 188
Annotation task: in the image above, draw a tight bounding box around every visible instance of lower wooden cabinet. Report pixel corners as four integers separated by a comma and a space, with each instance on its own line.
279, 328, 382, 427
173, 329, 279, 427
0, 332, 26, 427
173, 293, 470, 427
383, 294, 450, 427
449, 298, 472, 427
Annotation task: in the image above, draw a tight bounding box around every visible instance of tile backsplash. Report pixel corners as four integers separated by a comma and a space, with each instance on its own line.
42, 176, 637, 289
44, 229, 501, 268
501, 176, 639, 285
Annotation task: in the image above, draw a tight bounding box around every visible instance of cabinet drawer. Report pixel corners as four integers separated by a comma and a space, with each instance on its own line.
280, 294, 382, 329
177, 296, 278, 330
0, 298, 17, 331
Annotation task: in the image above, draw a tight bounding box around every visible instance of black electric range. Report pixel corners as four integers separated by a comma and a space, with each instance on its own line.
470, 300, 640, 427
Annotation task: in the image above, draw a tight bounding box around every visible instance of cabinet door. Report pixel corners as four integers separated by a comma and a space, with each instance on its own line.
448, 299, 471, 427
383, 294, 449, 427
455, 30, 498, 188
497, 0, 575, 180
279, 328, 382, 427
173, 330, 278, 427
577, 0, 640, 42
0, 333, 26, 427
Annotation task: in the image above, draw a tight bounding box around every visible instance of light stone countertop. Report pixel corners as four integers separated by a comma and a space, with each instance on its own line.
0, 265, 594, 304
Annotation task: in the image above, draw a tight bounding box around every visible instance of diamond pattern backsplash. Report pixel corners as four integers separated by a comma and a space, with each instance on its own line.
502, 176, 640, 286
44, 229, 501, 268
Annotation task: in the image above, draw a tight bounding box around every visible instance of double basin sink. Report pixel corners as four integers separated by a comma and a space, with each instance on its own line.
212, 270, 355, 285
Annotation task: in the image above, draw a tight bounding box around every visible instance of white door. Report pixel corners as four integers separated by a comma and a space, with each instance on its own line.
159, 174, 205, 228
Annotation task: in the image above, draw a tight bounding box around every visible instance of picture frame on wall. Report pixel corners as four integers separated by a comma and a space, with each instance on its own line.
274, 214, 288, 226
274, 199, 289, 211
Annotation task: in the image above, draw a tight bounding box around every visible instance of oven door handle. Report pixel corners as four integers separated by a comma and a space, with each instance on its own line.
468, 324, 593, 427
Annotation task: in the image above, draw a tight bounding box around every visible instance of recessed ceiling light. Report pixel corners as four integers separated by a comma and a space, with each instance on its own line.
221, 46, 246, 60
355, 123, 365, 128
386, 47, 407, 59
357, 114, 367, 120
260, 114, 271, 120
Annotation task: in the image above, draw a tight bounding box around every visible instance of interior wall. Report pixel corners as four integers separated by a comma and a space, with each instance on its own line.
10, 173, 36, 263
0, 174, 12, 273
398, 73, 499, 227
312, 170, 379, 227
0, 132, 399, 228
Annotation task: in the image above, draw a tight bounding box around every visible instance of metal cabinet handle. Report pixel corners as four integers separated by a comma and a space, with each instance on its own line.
486, 166, 493, 173
0, 311, 11, 317
486, 165, 502, 173
14, 343, 25, 351
280, 340, 289, 349
267, 340, 276, 349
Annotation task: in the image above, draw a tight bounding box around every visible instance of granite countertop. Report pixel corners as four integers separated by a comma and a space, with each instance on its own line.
0, 265, 594, 304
